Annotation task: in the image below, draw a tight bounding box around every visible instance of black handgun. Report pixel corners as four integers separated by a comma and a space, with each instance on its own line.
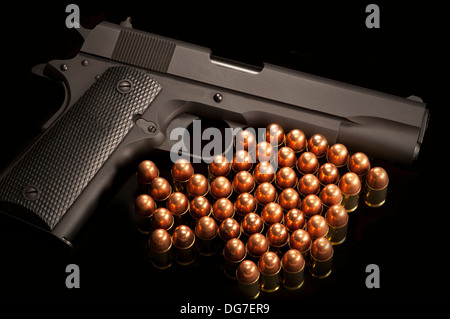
0, 20, 429, 245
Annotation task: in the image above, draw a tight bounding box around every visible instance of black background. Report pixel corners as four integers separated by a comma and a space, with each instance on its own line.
0, 0, 446, 306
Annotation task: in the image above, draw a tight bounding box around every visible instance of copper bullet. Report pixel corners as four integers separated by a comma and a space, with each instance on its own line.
296, 152, 319, 175
364, 167, 389, 207
258, 251, 281, 292
189, 196, 212, 222
327, 143, 349, 169
325, 204, 349, 245
134, 194, 156, 234
284, 208, 306, 232
277, 146, 296, 168
266, 123, 285, 146
236, 260, 260, 299
246, 233, 269, 260
210, 176, 232, 200
317, 163, 340, 186
241, 212, 264, 238
266, 223, 289, 253
235, 129, 257, 153
148, 177, 172, 204
320, 184, 343, 210
261, 202, 284, 228
348, 152, 371, 180
256, 141, 275, 163
208, 154, 231, 181
187, 174, 209, 198
339, 172, 362, 212
218, 218, 241, 242
253, 161, 276, 184
307, 215, 329, 240
171, 158, 194, 194
278, 188, 300, 212
151, 207, 174, 232
195, 216, 218, 256
309, 237, 333, 278
212, 198, 235, 222
166, 191, 189, 226
223, 238, 247, 279
281, 249, 306, 290
233, 171, 255, 195
285, 129, 306, 153
148, 229, 172, 269
307, 134, 328, 160
235, 192, 257, 220
172, 225, 196, 265
232, 150, 253, 173
300, 194, 323, 218
297, 174, 321, 197
289, 229, 312, 257
275, 166, 298, 190
136, 160, 159, 184
254, 182, 277, 207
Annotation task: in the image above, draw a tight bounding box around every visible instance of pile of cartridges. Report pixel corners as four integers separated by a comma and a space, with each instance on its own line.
133, 124, 388, 298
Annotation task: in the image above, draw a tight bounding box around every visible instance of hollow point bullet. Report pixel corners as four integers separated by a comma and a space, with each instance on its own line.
325, 204, 349, 245
208, 154, 231, 182
166, 191, 189, 226
277, 146, 296, 168
275, 166, 298, 190
256, 141, 275, 163
267, 223, 289, 254
278, 188, 300, 212
258, 251, 282, 293
339, 172, 362, 212
289, 229, 312, 258
195, 216, 219, 256
309, 237, 333, 278
246, 233, 269, 260
296, 152, 319, 175
148, 228, 173, 269
348, 152, 371, 182
235, 192, 257, 220
210, 176, 232, 200
151, 207, 174, 233
364, 167, 389, 207
241, 212, 264, 238
172, 225, 196, 265
285, 129, 306, 153
232, 170, 255, 195
254, 182, 277, 207
281, 249, 305, 290
317, 163, 340, 186
236, 260, 260, 299
187, 173, 209, 199
148, 177, 172, 205
307, 134, 328, 160
307, 215, 329, 240
297, 173, 321, 197
284, 208, 306, 232
261, 202, 284, 228
171, 158, 194, 194
320, 184, 343, 210
266, 123, 285, 147
134, 194, 156, 234
212, 198, 235, 223
300, 194, 323, 218
223, 238, 247, 279
253, 161, 276, 184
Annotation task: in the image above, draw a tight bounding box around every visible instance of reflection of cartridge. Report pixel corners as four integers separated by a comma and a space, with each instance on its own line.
364, 167, 389, 207
223, 238, 247, 279
195, 216, 218, 256
134, 194, 156, 234
339, 172, 361, 212
325, 204, 349, 245
148, 229, 172, 269
309, 237, 333, 278
281, 249, 305, 290
172, 225, 196, 265
236, 260, 260, 299
171, 158, 194, 194
258, 251, 281, 293
285, 129, 306, 154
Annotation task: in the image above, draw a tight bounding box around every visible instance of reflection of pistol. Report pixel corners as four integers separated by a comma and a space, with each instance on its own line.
0, 20, 429, 245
